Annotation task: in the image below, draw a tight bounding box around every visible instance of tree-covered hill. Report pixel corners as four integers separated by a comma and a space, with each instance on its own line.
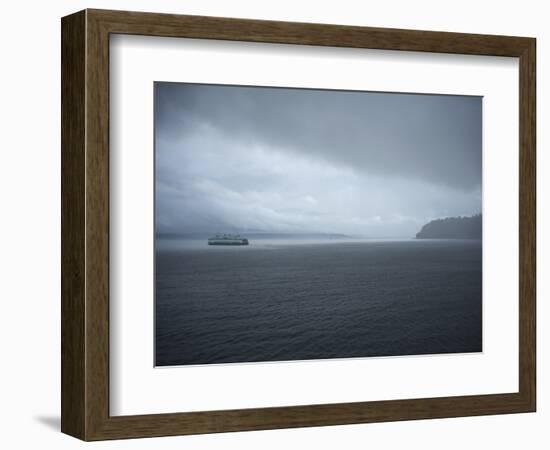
416, 214, 482, 239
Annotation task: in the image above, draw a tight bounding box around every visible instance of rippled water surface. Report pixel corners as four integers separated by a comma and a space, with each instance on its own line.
155, 238, 482, 366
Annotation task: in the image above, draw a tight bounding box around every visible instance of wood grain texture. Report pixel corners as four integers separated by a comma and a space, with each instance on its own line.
518, 39, 536, 410
61, 10, 86, 439
84, 10, 111, 440
89, 8, 532, 56
61, 9, 537, 441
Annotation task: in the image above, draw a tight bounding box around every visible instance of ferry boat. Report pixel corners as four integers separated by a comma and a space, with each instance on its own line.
208, 234, 249, 246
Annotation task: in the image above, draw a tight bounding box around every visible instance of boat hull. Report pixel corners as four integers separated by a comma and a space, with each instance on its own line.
208, 239, 249, 245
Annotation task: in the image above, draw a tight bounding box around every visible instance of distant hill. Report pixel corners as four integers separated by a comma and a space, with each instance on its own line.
416, 214, 482, 239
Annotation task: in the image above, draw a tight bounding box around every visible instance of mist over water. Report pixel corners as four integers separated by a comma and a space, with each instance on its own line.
156, 235, 411, 251
155, 83, 482, 238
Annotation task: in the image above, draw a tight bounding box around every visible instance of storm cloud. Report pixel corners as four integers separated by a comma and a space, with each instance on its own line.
155, 82, 482, 237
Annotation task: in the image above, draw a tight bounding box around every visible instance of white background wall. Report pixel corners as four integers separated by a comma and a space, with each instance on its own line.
0, 0, 546, 448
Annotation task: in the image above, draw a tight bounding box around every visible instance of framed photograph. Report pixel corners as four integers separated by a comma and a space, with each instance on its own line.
61, 9, 536, 440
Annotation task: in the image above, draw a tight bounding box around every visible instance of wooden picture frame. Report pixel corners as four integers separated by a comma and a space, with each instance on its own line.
61, 9, 536, 441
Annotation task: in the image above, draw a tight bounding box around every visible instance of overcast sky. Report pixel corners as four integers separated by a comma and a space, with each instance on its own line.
155, 82, 481, 238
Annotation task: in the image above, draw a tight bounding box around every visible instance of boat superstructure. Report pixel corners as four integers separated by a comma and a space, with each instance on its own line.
208, 234, 249, 245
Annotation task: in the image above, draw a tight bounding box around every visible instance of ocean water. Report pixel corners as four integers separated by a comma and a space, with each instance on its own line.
155, 238, 482, 366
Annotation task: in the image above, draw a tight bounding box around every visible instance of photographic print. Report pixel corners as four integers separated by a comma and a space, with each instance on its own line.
154, 82, 482, 367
